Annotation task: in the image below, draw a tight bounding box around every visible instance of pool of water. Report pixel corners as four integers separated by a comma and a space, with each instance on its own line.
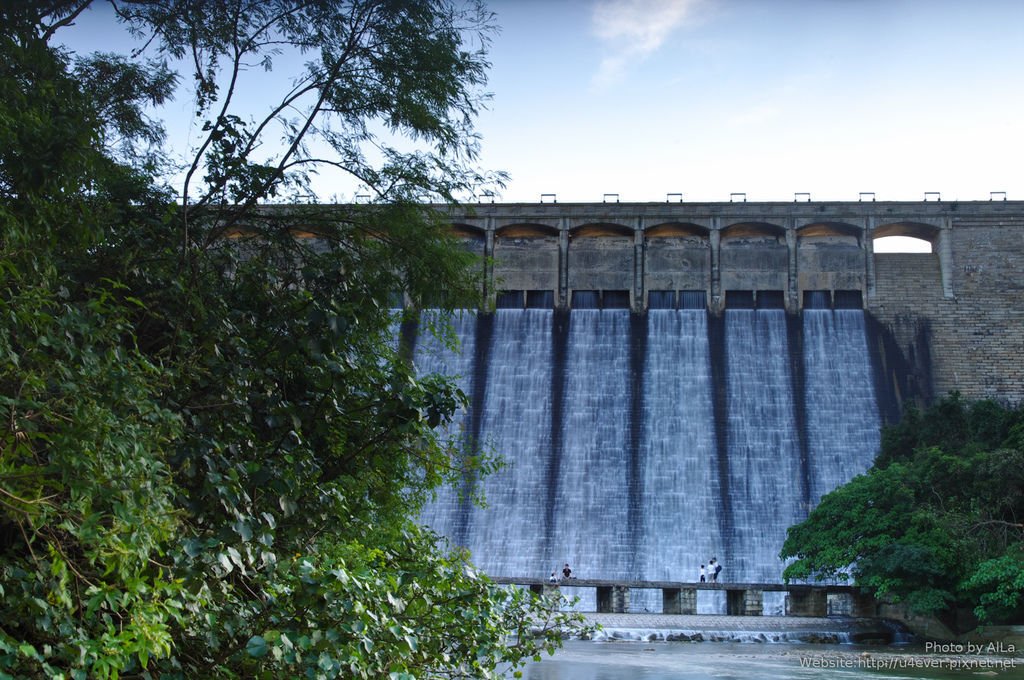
514, 640, 1024, 680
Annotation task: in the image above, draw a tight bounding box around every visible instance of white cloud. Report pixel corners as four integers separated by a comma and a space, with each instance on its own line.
591, 0, 702, 86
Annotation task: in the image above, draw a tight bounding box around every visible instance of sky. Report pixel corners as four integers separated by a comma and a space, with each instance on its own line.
476, 0, 1024, 205
59, 0, 1024, 208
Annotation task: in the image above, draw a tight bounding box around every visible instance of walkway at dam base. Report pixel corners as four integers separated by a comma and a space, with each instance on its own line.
493, 577, 872, 618
497, 577, 1024, 649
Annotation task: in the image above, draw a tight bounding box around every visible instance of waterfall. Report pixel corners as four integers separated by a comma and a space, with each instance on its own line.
803, 310, 881, 503
414, 306, 883, 612
549, 310, 634, 584
723, 309, 804, 584
415, 310, 477, 542
463, 309, 554, 576
639, 310, 721, 582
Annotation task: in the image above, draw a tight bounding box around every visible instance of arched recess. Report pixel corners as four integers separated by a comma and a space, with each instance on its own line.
495, 223, 560, 239
721, 221, 786, 241
797, 222, 865, 295
644, 222, 711, 294
872, 221, 937, 253
493, 223, 559, 295
719, 221, 788, 292
449, 222, 485, 240
570, 222, 633, 239
567, 222, 633, 295
447, 222, 485, 258
645, 222, 710, 240
797, 221, 862, 247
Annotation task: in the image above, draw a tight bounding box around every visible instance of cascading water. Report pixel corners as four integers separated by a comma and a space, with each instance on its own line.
415, 310, 477, 543
549, 310, 634, 609
639, 310, 722, 612
803, 310, 880, 503
415, 305, 883, 613
463, 309, 554, 576
723, 309, 805, 585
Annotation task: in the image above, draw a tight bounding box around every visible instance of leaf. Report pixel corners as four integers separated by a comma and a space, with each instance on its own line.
246, 635, 268, 658
233, 519, 252, 542
279, 496, 297, 517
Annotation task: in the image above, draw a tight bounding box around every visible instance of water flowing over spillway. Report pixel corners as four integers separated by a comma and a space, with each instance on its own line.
803, 310, 882, 503
724, 309, 804, 585
415, 307, 881, 612
465, 309, 554, 574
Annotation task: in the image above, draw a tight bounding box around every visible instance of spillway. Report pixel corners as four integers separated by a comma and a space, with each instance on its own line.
415, 306, 881, 612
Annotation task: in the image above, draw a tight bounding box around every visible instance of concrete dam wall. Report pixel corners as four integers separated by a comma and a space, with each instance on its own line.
435, 199, 1024, 406
408, 200, 1023, 612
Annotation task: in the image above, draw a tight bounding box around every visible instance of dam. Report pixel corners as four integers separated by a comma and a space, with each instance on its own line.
406, 200, 1024, 612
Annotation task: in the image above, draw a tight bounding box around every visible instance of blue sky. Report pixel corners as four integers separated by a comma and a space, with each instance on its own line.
478, 0, 1024, 204
60, 0, 1024, 207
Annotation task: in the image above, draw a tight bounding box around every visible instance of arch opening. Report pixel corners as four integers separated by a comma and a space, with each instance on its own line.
872, 222, 936, 253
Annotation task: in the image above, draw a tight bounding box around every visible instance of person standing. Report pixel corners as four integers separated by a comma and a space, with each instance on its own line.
714, 558, 723, 583
699, 564, 706, 583
708, 558, 717, 583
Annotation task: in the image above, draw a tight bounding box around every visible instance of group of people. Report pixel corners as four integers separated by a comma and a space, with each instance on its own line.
699, 557, 723, 583
546, 560, 723, 584
548, 563, 575, 582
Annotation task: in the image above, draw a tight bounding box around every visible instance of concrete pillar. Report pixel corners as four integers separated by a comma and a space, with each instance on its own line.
786, 223, 798, 313
558, 221, 569, 309
851, 591, 877, 618
938, 217, 954, 299
864, 217, 876, 302
680, 588, 697, 615
612, 585, 630, 614
484, 221, 495, 310
743, 589, 764, 616
727, 589, 763, 615
787, 589, 828, 617
662, 587, 697, 615
633, 221, 645, 311
710, 220, 722, 314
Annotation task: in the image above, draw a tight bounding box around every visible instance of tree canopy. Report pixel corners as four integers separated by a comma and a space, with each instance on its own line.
781, 394, 1024, 627
1, 2, 580, 678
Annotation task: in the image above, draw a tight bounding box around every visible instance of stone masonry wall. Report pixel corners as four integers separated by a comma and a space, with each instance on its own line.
441, 201, 1024, 404
868, 218, 1024, 403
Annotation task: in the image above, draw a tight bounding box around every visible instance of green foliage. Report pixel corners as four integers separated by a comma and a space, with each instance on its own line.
782, 395, 1024, 624
962, 547, 1024, 624
1, 2, 584, 677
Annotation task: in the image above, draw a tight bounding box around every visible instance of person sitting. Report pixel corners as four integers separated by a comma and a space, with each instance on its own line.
548, 571, 557, 583
562, 563, 573, 579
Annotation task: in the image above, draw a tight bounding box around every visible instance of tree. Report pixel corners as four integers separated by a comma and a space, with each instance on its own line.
781, 395, 1024, 627
1, 2, 583, 678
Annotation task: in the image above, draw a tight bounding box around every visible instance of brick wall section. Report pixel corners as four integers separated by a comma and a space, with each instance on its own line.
869, 218, 1024, 403
947, 217, 1024, 401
